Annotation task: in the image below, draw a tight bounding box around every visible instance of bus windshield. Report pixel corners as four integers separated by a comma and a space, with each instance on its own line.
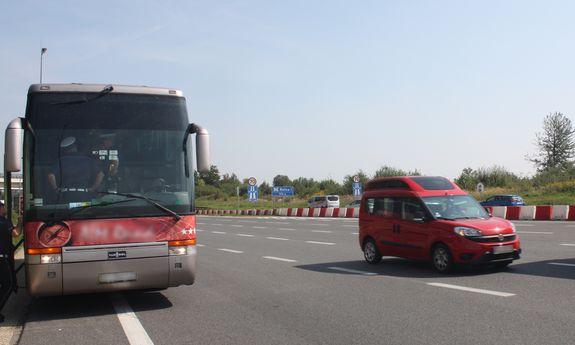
24, 92, 194, 221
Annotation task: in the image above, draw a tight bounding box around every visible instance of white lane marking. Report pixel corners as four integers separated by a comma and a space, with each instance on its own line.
265, 221, 289, 225
312, 223, 329, 227
560, 244, 575, 246
426, 283, 515, 297
237, 220, 257, 223
197, 222, 206, 225
312, 230, 332, 233
351, 232, 359, 235
236, 234, 254, 237
212, 223, 223, 226
231, 225, 244, 228
306, 241, 336, 245
517, 231, 554, 234
266, 237, 290, 241
343, 225, 357, 228
512, 224, 534, 227
549, 262, 575, 267
196, 244, 205, 247
110, 293, 155, 345
566, 225, 575, 228
328, 267, 377, 276
253, 226, 268, 229
196, 229, 204, 232
279, 228, 297, 231
218, 248, 244, 253
211, 231, 226, 234
263, 256, 297, 263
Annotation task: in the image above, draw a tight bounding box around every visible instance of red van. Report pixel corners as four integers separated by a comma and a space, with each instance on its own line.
359, 176, 521, 272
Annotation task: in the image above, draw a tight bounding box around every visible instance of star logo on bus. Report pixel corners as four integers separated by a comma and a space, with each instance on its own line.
181, 227, 195, 235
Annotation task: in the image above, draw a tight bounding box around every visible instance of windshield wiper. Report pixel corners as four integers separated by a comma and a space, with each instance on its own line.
98, 191, 181, 221
50, 85, 114, 105
435, 216, 456, 221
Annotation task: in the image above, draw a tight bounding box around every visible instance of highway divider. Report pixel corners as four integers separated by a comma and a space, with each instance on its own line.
197, 205, 575, 220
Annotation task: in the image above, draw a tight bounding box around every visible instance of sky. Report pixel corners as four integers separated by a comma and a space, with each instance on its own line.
2, 0, 575, 185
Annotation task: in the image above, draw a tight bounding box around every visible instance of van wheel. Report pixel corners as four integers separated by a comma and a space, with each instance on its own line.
432, 244, 454, 273
363, 239, 382, 264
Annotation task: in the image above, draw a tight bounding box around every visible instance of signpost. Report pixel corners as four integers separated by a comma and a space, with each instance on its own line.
248, 177, 258, 202
272, 186, 295, 197
352, 175, 362, 199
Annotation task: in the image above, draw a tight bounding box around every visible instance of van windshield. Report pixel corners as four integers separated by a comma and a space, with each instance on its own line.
421, 195, 488, 220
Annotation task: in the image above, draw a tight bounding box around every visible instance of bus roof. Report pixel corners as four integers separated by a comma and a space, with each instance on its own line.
28, 83, 183, 97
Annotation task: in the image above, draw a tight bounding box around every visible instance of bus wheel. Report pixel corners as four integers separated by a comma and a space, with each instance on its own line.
363, 239, 382, 264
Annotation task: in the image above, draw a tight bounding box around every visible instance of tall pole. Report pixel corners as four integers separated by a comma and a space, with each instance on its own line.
40, 48, 47, 84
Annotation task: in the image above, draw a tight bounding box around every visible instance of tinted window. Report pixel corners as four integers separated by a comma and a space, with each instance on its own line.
366, 180, 409, 191
411, 177, 454, 190
366, 197, 397, 218
327, 196, 338, 201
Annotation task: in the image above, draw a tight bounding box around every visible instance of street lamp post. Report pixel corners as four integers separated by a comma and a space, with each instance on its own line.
40, 48, 47, 84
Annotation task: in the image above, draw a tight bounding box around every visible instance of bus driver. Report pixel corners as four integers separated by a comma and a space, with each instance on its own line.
48, 136, 104, 203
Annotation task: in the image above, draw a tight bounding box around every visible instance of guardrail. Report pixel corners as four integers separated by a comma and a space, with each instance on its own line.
197, 205, 575, 220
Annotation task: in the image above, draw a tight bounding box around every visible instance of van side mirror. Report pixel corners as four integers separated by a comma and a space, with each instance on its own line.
5, 118, 24, 172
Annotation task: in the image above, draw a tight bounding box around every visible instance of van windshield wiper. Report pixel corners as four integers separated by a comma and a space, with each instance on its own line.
98, 191, 181, 221
435, 216, 456, 221
50, 85, 114, 105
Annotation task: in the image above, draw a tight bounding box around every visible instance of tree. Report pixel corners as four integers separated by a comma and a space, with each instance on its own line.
373, 166, 421, 178
200, 165, 221, 186
527, 112, 575, 171
273, 175, 292, 187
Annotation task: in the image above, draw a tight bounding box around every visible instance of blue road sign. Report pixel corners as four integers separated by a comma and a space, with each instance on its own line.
248, 185, 258, 202
272, 186, 295, 197
352, 182, 362, 197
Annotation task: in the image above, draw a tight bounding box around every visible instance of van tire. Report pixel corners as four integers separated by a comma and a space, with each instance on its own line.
431, 244, 454, 273
363, 239, 382, 264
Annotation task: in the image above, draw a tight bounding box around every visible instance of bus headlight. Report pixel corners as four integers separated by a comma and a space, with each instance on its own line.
169, 246, 188, 256
40, 254, 62, 264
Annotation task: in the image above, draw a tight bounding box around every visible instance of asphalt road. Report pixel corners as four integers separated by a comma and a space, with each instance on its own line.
11, 217, 575, 345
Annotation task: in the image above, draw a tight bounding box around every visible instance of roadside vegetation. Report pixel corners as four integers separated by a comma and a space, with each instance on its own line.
197, 112, 575, 209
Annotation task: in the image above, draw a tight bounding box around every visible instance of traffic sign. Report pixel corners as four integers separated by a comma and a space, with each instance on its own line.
248, 185, 258, 202
353, 175, 360, 183
352, 182, 362, 197
272, 186, 295, 197
248, 177, 257, 186
476, 183, 485, 193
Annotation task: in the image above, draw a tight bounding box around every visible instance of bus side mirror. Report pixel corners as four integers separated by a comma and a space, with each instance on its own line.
5, 118, 24, 173
189, 123, 210, 173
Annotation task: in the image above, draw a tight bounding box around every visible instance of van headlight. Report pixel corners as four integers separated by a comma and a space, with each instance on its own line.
454, 227, 482, 237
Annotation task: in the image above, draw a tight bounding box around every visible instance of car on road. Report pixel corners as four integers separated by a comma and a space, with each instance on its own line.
345, 200, 361, 208
359, 176, 521, 272
480, 194, 525, 207
308, 195, 340, 208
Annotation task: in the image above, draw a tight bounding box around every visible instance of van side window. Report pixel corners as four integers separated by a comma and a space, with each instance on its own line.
401, 198, 425, 222
366, 197, 397, 218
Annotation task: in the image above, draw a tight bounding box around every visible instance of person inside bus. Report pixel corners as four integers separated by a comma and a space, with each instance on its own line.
0, 201, 22, 323
48, 136, 104, 203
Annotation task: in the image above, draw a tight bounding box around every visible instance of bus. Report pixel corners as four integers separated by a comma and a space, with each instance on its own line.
4, 83, 210, 296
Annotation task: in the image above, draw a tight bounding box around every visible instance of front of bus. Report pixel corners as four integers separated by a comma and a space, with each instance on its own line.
18, 84, 208, 296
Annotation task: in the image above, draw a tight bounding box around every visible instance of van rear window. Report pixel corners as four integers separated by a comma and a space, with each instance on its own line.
411, 177, 454, 190
328, 196, 338, 201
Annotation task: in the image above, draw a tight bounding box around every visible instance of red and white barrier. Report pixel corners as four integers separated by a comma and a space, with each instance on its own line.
197, 205, 575, 220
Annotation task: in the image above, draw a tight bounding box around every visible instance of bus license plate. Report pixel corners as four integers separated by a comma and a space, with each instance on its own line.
493, 245, 513, 255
